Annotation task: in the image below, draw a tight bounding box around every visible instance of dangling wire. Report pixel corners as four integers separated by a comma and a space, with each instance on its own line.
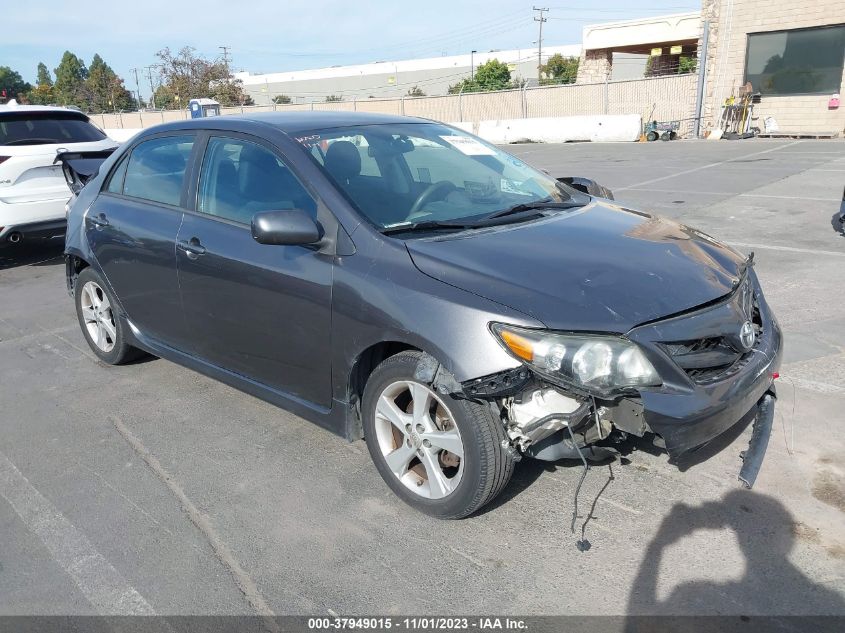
566, 423, 590, 549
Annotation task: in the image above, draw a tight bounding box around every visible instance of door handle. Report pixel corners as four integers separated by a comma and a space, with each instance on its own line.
89, 212, 109, 228
177, 238, 207, 259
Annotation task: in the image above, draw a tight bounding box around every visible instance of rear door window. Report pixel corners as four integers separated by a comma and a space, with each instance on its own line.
0, 112, 107, 146
196, 137, 317, 225
121, 136, 195, 207
105, 155, 129, 194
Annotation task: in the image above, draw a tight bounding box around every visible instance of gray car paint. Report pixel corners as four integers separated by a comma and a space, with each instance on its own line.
64, 112, 780, 454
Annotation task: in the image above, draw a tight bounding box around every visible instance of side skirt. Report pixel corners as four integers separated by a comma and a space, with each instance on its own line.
123, 317, 351, 439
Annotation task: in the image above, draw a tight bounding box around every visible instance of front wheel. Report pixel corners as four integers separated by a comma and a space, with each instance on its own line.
362, 351, 515, 519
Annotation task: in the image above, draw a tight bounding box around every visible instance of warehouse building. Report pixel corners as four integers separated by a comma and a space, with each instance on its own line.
234, 1, 844, 136
234, 45, 581, 105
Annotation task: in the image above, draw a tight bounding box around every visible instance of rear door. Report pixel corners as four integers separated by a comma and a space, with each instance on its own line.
86, 133, 197, 348
176, 134, 334, 407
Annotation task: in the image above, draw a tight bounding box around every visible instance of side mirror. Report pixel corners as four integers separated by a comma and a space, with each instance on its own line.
251, 209, 322, 246
557, 177, 614, 201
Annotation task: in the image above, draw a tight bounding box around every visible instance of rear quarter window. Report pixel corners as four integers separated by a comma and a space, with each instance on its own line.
0, 112, 107, 146
121, 136, 194, 206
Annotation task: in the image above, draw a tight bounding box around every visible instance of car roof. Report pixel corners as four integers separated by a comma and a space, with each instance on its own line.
139, 111, 433, 137
0, 103, 89, 118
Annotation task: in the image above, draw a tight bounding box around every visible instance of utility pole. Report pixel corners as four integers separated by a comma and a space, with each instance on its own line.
219, 45, 231, 82
471, 50, 477, 80
144, 65, 158, 109
533, 6, 548, 83
130, 67, 142, 110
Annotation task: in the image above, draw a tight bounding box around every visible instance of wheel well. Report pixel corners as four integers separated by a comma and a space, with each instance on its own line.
349, 342, 419, 401
66, 255, 90, 295
347, 341, 419, 439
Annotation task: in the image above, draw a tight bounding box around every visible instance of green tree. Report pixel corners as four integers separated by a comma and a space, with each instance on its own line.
272, 94, 292, 104
37, 62, 53, 87
448, 59, 513, 93
54, 51, 89, 108
474, 59, 512, 90
406, 85, 425, 97
678, 56, 698, 74
0, 66, 32, 103
86, 54, 133, 112
28, 62, 55, 104
325, 94, 343, 102
540, 53, 579, 85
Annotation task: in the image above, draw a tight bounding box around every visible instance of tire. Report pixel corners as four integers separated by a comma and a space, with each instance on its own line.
646, 131, 659, 142
74, 267, 141, 365
660, 131, 671, 141
362, 351, 515, 519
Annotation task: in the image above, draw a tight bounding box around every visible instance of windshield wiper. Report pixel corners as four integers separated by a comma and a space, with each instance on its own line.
483, 198, 584, 221
381, 220, 476, 235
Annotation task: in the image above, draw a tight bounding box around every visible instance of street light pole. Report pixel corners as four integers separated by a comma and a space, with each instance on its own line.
471, 50, 477, 80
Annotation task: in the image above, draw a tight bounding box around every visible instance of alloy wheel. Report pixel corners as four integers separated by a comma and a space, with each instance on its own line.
373, 380, 465, 499
80, 281, 117, 353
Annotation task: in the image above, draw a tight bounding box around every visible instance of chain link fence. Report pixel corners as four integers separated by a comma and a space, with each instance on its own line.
88, 73, 698, 138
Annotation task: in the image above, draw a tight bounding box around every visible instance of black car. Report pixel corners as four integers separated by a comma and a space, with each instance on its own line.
64, 112, 782, 518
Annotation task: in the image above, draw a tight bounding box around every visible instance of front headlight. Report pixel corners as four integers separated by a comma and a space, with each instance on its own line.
491, 323, 660, 397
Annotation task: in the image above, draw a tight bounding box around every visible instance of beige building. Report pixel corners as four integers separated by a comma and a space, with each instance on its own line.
576, 2, 845, 136
700, 0, 845, 135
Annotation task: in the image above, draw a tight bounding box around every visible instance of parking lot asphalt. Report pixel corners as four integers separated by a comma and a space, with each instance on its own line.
1, 139, 843, 619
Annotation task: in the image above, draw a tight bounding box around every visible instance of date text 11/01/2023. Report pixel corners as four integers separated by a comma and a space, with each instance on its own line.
307, 617, 528, 630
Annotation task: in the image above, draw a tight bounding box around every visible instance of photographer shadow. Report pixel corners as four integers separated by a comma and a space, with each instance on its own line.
625, 490, 845, 632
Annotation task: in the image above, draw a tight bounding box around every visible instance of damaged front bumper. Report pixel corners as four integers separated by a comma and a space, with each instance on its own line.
628, 270, 782, 464
458, 270, 783, 488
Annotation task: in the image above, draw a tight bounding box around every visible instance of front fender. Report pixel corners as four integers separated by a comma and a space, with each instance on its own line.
331, 237, 543, 405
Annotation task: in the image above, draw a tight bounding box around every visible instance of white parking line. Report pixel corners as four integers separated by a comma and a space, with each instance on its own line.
616, 141, 803, 191
0, 450, 156, 615
111, 417, 280, 628
623, 188, 841, 202
726, 241, 845, 258
617, 187, 842, 202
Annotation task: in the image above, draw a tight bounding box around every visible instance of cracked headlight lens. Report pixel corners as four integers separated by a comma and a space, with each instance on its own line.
491, 323, 661, 397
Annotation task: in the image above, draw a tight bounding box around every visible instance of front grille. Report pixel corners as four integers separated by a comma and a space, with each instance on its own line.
662, 281, 763, 385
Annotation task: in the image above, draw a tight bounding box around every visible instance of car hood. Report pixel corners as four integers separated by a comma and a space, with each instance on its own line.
405, 201, 747, 333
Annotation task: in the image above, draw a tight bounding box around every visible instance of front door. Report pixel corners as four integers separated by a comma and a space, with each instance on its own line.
85, 133, 196, 348
176, 135, 334, 408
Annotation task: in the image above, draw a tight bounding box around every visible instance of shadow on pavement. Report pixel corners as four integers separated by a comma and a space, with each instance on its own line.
830, 212, 844, 237
0, 241, 65, 270
625, 490, 845, 631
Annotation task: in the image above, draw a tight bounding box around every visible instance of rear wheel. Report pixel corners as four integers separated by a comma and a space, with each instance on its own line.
74, 268, 141, 364
362, 351, 514, 518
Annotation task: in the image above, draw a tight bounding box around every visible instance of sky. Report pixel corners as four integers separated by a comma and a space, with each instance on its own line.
2, 1, 700, 102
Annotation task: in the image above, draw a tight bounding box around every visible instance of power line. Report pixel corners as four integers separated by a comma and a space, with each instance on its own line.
234, 11, 529, 62
547, 4, 699, 9
533, 6, 549, 82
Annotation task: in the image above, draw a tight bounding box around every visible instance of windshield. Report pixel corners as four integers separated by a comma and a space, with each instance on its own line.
0, 112, 107, 146
294, 122, 587, 230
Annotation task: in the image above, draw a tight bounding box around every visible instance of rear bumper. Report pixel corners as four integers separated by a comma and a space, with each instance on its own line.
0, 218, 67, 242
0, 195, 68, 239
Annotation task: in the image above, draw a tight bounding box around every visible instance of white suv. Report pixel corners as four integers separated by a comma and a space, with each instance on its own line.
0, 102, 117, 244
